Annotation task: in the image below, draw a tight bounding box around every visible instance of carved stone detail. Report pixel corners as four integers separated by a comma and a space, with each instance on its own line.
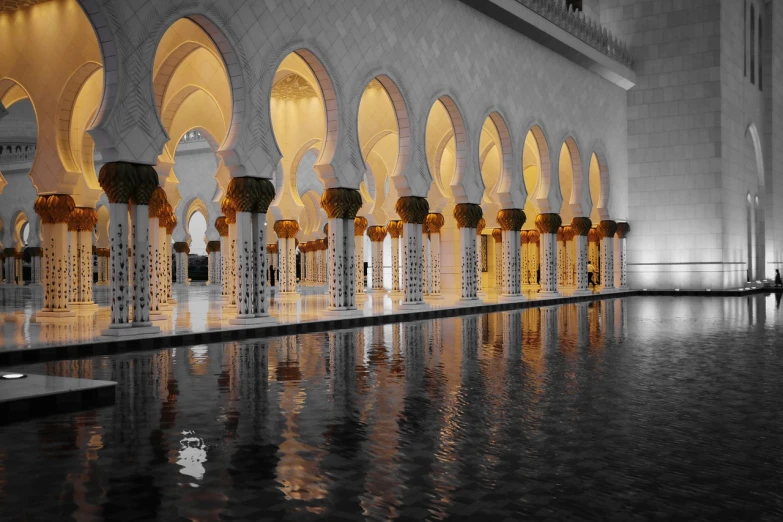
396, 197, 430, 224
321, 188, 362, 219
497, 209, 526, 231
453, 203, 483, 228
571, 217, 592, 236
535, 213, 562, 234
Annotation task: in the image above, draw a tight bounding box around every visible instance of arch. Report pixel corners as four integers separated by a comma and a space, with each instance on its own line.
558, 135, 584, 219
427, 95, 470, 203
11, 211, 28, 249
183, 197, 209, 239
291, 139, 322, 199
745, 122, 765, 188
589, 149, 611, 221
522, 123, 554, 213
153, 41, 223, 116
300, 189, 325, 237
95, 204, 110, 248
432, 128, 455, 197
56, 62, 102, 173
484, 111, 518, 209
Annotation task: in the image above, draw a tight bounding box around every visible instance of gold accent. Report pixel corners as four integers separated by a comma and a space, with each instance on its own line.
367, 225, 387, 242
571, 217, 592, 236
215, 216, 228, 237
266, 243, 278, 254
588, 227, 599, 243
165, 204, 177, 235
396, 197, 430, 224
424, 213, 445, 233
95, 247, 110, 257
453, 203, 483, 229
274, 220, 300, 239
0, 0, 53, 12
67, 207, 98, 232
205, 241, 221, 253
563, 225, 574, 241
597, 220, 618, 239
520, 230, 530, 244
492, 228, 502, 242
221, 197, 236, 224
476, 218, 486, 235
227, 177, 258, 213
271, 73, 318, 101
529, 230, 541, 243
148, 187, 168, 219
173, 242, 190, 254
354, 217, 368, 236
129, 165, 160, 206
616, 222, 631, 239
27, 247, 43, 257
497, 209, 526, 231
98, 162, 136, 204
557, 227, 565, 242
386, 220, 402, 238
321, 188, 363, 219
535, 213, 562, 234
35, 194, 75, 224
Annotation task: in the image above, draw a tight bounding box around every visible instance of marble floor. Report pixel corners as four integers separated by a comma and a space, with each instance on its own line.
0, 283, 616, 354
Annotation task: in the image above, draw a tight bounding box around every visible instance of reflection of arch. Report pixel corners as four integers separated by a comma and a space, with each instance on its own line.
589, 150, 611, 221
560, 136, 583, 217
183, 198, 209, 238
523, 124, 553, 213
56, 62, 102, 173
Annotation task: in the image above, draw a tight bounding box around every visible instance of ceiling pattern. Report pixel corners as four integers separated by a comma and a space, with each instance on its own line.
0, 0, 52, 12
271, 74, 318, 101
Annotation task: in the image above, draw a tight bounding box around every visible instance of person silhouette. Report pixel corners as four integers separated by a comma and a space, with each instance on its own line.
775, 269, 782, 287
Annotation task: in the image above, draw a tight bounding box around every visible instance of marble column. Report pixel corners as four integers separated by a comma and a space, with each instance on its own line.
475, 218, 486, 296
266, 243, 278, 286
97, 166, 130, 327
535, 213, 562, 298
454, 203, 483, 301
422, 224, 430, 296
164, 206, 176, 304
274, 220, 300, 296
321, 188, 362, 313
521, 231, 530, 285
216, 216, 229, 297
498, 209, 526, 301
597, 220, 618, 293
564, 225, 575, 288
29, 247, 43, 285
128, 167, 160, 328
529, 231, 540, 287
492, 228, 503, 289
252, 179, 276, 321
173, 242, 190, 287
2, 248, 16, 286
387, 220, 401, 294
424, 213, 444, 299
571, 217, 593, 296
354, 217, 368, 296
397, 196, 429, 308
367, 225, 387, 293
147, 188, 168, 318
34, 194, 75, 317
224, 198, 237, 309
67, 207, 98, 308
588, 228, 600, 287
556, 227, 565, 288
615, 222, 631, 290
206, 241, 221, 286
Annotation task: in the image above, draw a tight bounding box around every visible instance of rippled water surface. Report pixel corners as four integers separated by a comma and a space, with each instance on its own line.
2, 294, 783, 521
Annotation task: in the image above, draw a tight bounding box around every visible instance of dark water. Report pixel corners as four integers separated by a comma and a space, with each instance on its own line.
1, 295, 783, 521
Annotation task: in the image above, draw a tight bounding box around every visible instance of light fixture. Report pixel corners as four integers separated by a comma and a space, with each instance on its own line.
674, 288, 680, 291
1, 373, 27, 380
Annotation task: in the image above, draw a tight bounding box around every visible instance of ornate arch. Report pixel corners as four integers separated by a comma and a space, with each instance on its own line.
558, 135, 585, 217
588, 146, 611, 221
183, 197, 209, 239
56, 62, 102, 173
523, 123, 554, 213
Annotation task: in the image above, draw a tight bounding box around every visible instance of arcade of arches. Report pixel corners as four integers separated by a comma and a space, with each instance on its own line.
0, 1, 635, 334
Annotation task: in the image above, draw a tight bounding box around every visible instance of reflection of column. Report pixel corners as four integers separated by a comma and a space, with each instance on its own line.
498, 209, 525, 301
475, 218, 485, 296
454, 203, 482, 301
275, 220, 300, 296
397, 197, 429, 307
14, 251, 22, 285
571, 217, 592, 295
535, 213, 561, 297
502, 311, 522, 359
387, 220, 401, 293
67, 208, 98, 307
492, 228, 502, 288
588, 228, 600, 286
322, 188, 361, 312
597, 220, 617, 293
216, 217, 229, 296
615, 223, 631, 290
367, 225, 387, 293
354, 217, 368, 296
425, 214, 444, 298
540, 305, 558, 352
34, 194, 75, 317
576, 301, 589, 348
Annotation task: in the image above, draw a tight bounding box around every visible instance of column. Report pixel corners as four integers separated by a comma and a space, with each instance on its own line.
14, 251, 23, 285
492, 228, 502, 289
571, 217, 593, 296
354, 217, 368, 296
556, 227, 565, 288
129, 166, 161, 329
274, 220, 300, 296
615, 222, 631, 290
397, 196, 429, 308
174, 243, 189, 286
422, 225, 430, 296
224, 199, 237, 309
321, 188, 362, 313
597, 220, 618, 293
475, 218, 485, 296
521, 231, 530, 285
266, 243, 278, 286
387, 220, 402, 294
535, 213, 562, 298
164, 205, 176, 304
68, 229, 77, 302
97, 166, 132, 327
29, 247, 43, 285
206, 241, 221, 286
564, 225, 575, 288
454, 203, 482, 301
2, 248, 15, 286
34, 194, 75, 318
67, 207, 98, 308
588, 228, 600, 288
216, 217, 229, 297
252, 182, 275, 320
424, 213, 444, 299
497, 209, 526, 302
367, 225, 387, 293
148, 188, 167, 317
529, 231, 540, 287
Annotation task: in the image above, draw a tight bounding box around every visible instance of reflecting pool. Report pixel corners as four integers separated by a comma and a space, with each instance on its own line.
1, 294, 782, 520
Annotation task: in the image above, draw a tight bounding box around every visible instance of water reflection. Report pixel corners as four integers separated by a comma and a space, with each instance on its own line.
1, 294, 783, 520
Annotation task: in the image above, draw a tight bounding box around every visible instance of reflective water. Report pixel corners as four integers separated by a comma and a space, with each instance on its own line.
1, 294, 782, 521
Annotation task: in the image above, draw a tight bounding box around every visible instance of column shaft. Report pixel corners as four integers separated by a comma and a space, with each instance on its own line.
459, 227, 478, 300
131, 204, 152, 325
253, 213, 270, 315
539, 232, 558, 295
430, 232, 441, 296
327, 218, 356, 309
109, 203, 129, 324
235, 211, 254, 317
402, 223, 423, 303
600, 237, 615, 291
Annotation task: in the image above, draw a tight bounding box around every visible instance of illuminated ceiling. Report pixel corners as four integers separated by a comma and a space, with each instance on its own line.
0, 0, 52, 12
271, 74, 318, 101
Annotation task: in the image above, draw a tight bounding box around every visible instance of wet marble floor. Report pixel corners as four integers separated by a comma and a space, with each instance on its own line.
0, 283, 613, 354
1, 293, 782, 520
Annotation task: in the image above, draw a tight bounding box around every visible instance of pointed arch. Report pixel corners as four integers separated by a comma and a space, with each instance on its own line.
589, 149, 611, 221
523, 124, 553, 213
56, 62, 102, 173
559, 135, 584, 219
